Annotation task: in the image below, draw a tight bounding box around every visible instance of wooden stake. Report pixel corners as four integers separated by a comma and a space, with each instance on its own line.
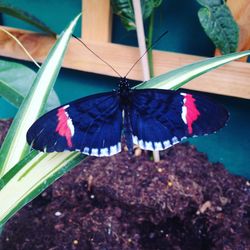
82, 0, 112, 42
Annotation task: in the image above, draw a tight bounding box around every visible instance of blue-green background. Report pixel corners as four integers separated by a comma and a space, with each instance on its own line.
0, 0, 249, 178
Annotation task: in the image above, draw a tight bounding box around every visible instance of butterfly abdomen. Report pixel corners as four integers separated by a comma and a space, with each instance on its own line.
123, 107, 134, 153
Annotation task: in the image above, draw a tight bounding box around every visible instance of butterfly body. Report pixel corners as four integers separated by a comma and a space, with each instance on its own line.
117, 77, 134, 153
27, 78, 228, 157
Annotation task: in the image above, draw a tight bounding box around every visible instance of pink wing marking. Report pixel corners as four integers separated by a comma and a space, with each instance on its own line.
56, 106, 74, 147
182, 93, 200, 134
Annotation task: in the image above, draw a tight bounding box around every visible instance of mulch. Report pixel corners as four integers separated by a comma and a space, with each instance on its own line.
0, 119, 249, 250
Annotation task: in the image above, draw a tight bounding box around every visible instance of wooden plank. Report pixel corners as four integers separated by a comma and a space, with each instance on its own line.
0, 26, 249, 99
215, 0, 250, 61
81, 0, 112, 42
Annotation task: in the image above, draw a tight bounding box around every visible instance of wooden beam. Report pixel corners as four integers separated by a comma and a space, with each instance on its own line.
0, 26, 249, 99
81, 0, 112, 42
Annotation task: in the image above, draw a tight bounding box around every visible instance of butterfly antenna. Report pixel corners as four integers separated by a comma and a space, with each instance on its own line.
72, 34, 122, 78
124, 30, 168, 78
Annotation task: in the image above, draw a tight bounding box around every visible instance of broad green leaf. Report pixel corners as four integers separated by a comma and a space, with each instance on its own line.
142, 0, 162, 20
0, 59, 60, 111
111, 0, 162, 31
111, 0, 135, 30
0, 14, 81, 177
0, 150, 85, 226
135, 50, 250, 90
0, 3, 56, 36
197, 0, 239, 54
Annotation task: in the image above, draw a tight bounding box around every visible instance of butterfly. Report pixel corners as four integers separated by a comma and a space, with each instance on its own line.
26, 77, 228, 156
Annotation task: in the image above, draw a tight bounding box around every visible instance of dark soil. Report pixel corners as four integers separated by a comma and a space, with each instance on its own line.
0, 120, 250, 250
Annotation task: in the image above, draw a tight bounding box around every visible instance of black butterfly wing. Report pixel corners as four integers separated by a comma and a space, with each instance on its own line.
27, 92, 123, 156
129, 89, 229, 151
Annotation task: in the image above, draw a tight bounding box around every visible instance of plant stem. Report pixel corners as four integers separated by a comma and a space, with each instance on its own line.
147, 9, 155, 78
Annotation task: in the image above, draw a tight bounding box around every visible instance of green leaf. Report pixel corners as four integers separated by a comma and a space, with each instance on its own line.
197, 0, 239, 54
0, 14, 85, 227
142, 0, 162, 20
0, 3, 56, 36
0, 59, 60, 111
196, 0, 222, 6
111, 0, 135, 30
135, 50, 250, 90
111, 0, 162, 31
0, 150, 85, 226
0, 14, 81, 177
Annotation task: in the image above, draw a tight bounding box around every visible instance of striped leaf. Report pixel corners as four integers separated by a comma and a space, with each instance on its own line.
135, 50, 250, 90
0, 14, 81, 177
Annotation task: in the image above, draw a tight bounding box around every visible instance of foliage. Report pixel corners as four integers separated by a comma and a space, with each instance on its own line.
111, 0, 162, 78
0, 14, 83, 226
0, 60, 60, 111
111, 0, 162, 31
0, 2, 56, 36
112, 0, 239, 54
197, 0, 239, 54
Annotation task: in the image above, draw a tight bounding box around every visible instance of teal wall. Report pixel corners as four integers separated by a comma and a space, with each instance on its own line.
0, 0, 249, 178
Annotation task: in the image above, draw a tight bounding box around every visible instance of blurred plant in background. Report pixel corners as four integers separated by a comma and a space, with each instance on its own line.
111, 0, 163, 77
197, 0, 239, 54
112, 0, 239, 59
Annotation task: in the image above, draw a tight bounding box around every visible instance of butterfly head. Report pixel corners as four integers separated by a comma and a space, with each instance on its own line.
118, 77, 131, 103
